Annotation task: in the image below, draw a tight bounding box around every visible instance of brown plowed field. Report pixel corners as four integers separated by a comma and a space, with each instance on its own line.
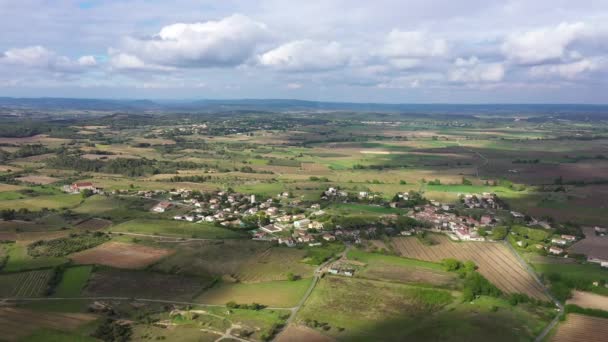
0, 307, 96, 341
70, 242, 173, 269
391, 235, 549, 300
552, 314, 608, 342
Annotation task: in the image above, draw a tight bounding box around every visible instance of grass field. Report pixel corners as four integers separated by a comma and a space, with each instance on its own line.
53, 266, 93, 297
347, 249, 461, 288
197, 278, 312, 308
0, 194, 82, 211
2, 243, 67, 272
236, 247, 316, 282
110, 218, 244, 239
532, 263, 608, 284
153, 240, 270, 277
20, 329, 98, 342
297, 276, 554, 341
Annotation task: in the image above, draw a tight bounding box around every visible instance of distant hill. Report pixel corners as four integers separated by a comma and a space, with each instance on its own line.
1, 97, 608, 118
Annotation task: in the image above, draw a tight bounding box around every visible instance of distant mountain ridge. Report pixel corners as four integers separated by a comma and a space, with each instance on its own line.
1, 97, 608, 117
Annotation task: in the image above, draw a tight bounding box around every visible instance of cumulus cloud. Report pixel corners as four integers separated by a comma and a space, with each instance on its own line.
114, 14, 270, 68
448, 57, 505, 83
501, 22, 587, 65
382, 30, 448, 58
258, 40, 349, 71
529, 58, 604, 79
0, 45, 95, 73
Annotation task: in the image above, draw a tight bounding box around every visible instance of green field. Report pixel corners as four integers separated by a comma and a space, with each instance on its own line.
2, 243, 67, 272
197, 279, 313, 308
21, 329, 98, 342
0, 194, 82, 211
110, 219, 244, 239
53, 266, 93, 297
297, 276, 554, 341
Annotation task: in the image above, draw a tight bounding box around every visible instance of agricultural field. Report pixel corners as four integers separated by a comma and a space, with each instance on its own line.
569, 227, 608, 260
197, 278, 312, 308
236, 247, 316, 282
69, 241, 173, 269
552, 314, 608, 342
153, 240, 271, 277
566, 291, 608, 311
297, 276, 553, 341
0, 307, 97, 341
1, 104, 608, 340
52, 266, 93, 297
390, 235, 549, 300
83, 268, 209, 301
346, 249, 461, 289
0, 270, 53, 297
110, 218, 244, 239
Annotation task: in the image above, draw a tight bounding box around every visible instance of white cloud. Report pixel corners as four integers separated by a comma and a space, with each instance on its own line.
0, 45, 95, 73
77, 55, 97, 66
501, 22, 587, 64
286, 82, 302, 89
529, 58, 604, 79
382, 30, 448, 58
449, 57, 505, 83
115, 14, 270, 68
258, 40, 349, 71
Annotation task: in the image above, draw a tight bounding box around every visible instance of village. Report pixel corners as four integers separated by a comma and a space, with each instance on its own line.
60, 182, 601, 267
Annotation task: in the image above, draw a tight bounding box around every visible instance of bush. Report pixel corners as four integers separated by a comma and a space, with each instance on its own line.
565, 304, 608, 319
92, 319, 132, 342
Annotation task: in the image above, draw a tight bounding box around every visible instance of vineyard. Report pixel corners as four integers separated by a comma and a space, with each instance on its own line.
0, 270, 53, 297
553, 314, 608, 342
391, 236, 549, 300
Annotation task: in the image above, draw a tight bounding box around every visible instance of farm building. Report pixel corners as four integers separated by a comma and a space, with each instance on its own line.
66, 182, 99, 194
152, 201, 172, 213
294, 219, 311, 230
261, 224, 282, 234
549, 246, 564, 255
588, 256, 608, 268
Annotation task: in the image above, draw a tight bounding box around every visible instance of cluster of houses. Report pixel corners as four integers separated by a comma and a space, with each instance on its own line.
460, 193, 503, 209
410, 204, 494, 241
547, 234, 578, 255
63, 182, 103, 195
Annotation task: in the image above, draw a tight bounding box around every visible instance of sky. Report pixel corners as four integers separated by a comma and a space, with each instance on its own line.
0, 0, 607, 103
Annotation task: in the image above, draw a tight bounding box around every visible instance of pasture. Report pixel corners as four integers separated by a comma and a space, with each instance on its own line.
197, 279, 312, 308
69, 241, 173, 269
552, 314, 608, 342
52, 266, 93, 297
153, 239, 270, 277
236, 247, 316, 282
347, 249, 460, 288
110, 218, 243, 239
0, 307, 97, 342
297, 276, 553, 341
390, 236, 549, 300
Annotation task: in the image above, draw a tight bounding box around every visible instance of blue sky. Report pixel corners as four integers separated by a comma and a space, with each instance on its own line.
0, 0, 607, 103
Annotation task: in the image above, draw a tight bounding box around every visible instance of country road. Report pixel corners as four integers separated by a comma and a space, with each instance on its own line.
273, 245, 351, 340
